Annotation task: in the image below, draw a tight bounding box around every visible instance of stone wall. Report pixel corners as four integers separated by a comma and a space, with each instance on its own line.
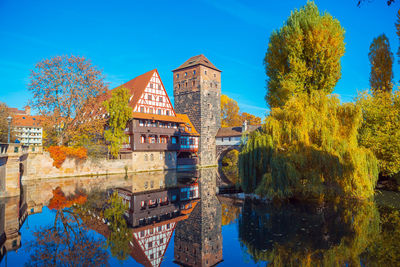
25, 150, 177, 180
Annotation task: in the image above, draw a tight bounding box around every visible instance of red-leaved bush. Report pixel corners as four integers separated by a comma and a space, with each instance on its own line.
47, 146, 87, 168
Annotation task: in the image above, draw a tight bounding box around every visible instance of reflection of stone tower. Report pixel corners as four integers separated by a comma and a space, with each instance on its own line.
173, 55, 221, 166
174, 168, 223, 266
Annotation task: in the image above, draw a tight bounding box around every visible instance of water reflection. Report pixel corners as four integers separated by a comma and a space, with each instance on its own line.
0, 169, 399, 266
174, 168, 223, 267
237, 199, 384, 266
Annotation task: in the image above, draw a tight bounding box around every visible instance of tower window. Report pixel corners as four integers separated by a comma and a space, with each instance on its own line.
192, 81, 195, 86
205, 70, 207, 75
214, 74, 216, 77
210, 83, 212, 88
185, 82, 188, 87
176, 74, 179, 78
178, 84, 180, 89
185, 72, 187, 77
193, 70, 196, 75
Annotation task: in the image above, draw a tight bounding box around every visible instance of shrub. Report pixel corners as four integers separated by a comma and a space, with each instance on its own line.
47, 146, 88, 168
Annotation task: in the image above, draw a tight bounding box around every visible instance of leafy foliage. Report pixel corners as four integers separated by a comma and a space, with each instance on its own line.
103, 87, 132, 158
221, 94, 261, 127
48, 186, 87, 210
47, 145, 88, 168
0, 102, 15, 143
369, 34, 394, 94
239, 92, 378, 201
264, 1, 345, 108
104, 192, 131, 261
357, 91, 400, 177
221, 149, 240, 184
28, 55, 107, 145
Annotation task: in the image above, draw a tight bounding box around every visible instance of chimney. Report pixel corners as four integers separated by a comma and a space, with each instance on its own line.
242, 120, 248, 133
24, 106, 31, 115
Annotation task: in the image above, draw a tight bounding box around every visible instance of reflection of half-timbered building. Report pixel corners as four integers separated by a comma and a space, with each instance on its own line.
104, 69, 199, 165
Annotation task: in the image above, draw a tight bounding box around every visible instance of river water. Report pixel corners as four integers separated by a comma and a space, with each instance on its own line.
0, 168, 398, 266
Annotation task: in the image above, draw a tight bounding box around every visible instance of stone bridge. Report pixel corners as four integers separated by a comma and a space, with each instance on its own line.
216, 145, 240, 164
0, 143, 30, 198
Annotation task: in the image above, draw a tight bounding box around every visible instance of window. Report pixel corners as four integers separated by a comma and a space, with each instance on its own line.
210, 82, 212, 88
150, 154, 154, 161
140, 230, 145, 237
159, 96, 163, 102
148, 242, 153, 248
150, 83, 153, 88
214, 73, 216, 77
193, 70, 196, 75
229, 137, 231, 141
148, 95, 152, 100
184, 72, 187, 76
140, 107, 144, 113
144, 154, 148, 161
185, 82, 187, 87
139, 120, 144, 126
150, 254, 154, 260
150, 180, 154, 187
176, 74, 179, 78
205, 70, 207, 75
158, 84, 161, 89
167, 223, 170, 229
188, 127, 192, 132
149, 108, 153, 114
192, 81, 195, 86
158, 109, 162, 115
171, 137, 177, 144
168, 153, 172, 160
166, 110, 170, 116
141, 135, 146, 143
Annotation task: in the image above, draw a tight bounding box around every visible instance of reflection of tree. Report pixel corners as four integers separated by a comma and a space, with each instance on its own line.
103, 192, 131, 261
221, 150, 239, 184
362, 208, 400, 266
221, 203, 240, 226
25, 187, 109, 266
238, 199, 379, 266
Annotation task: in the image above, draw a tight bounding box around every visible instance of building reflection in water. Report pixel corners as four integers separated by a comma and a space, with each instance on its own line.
0, 169, 223, 266
174, 168, 223, 267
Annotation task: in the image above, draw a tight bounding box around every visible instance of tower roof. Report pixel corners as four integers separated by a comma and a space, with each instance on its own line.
173, 54, 221, 72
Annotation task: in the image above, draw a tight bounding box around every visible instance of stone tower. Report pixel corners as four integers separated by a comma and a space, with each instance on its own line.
173, 55, 221, 166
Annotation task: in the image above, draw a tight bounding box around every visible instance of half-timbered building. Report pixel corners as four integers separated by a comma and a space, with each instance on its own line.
105, 69, 199, 164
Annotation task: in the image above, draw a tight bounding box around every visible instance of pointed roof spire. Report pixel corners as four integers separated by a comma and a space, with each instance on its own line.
173, 54, 221, 72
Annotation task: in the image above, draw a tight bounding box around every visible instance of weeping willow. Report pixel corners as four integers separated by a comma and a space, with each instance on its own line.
239, 92, 378, 200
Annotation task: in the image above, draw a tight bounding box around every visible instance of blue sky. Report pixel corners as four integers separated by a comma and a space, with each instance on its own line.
0, 0, 399, 118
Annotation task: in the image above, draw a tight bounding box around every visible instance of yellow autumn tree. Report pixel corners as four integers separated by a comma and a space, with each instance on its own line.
239, 92, 378, 201
221, 94, 262, 127
264, 1, 345, 108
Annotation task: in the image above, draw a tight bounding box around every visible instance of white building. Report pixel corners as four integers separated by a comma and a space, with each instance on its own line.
216, 121, 260, 146
13, 114, 43, 146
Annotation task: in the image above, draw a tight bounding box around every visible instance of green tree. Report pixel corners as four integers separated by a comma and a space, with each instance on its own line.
357, 90, 400, 177
103, 87, 132, 158
239, 92, 378, 201
0, 102, 15, 143
221, 149, 240, 184
104, 192, 130, 261
264, 1, 345, 108
369, 34, 394, 94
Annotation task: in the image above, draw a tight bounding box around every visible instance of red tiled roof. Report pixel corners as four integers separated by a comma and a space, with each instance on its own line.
8, 108, 26, 115
172, 54, 221, 72
12, 114, 43, 127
